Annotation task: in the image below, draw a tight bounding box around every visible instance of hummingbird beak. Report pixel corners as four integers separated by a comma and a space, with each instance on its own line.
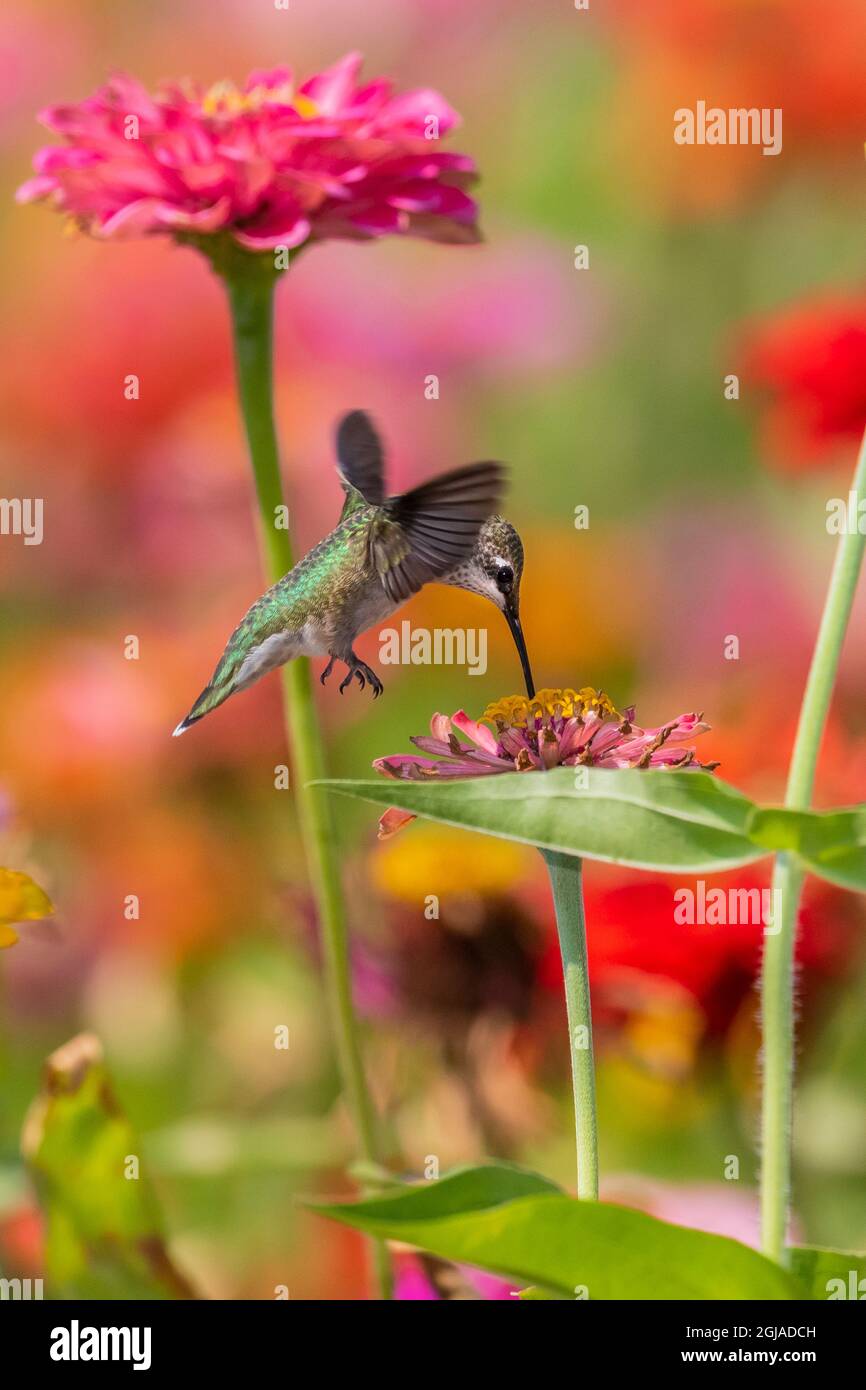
503, 595, 535, 698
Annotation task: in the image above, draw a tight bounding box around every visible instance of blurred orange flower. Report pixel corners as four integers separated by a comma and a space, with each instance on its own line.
608, 0, 866, 213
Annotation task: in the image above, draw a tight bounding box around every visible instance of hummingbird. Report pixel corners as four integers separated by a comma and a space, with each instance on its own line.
173, 411, 534, 736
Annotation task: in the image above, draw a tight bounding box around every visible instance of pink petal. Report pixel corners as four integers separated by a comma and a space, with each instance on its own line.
371, 89, 460, 137
340, 203, 409, 236
245, 67, 294, 94
154, 196, 232, 232
34, 146, 101, 174
15, 175, 57, 203
97, 197, 166, 237
233, 205, 311, 250
299, 51, 364, 115
103, 73, 163, 123
450, 711, 500, 755
411, 735, 506, 769
411, 736, 468, 757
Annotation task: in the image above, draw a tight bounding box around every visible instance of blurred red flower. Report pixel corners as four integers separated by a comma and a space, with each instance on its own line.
740, 295, 866, 470
536, 865, 864, 1047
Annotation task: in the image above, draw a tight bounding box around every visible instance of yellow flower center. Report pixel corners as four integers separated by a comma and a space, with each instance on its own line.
201, 80, 318, 119
481, 687, 619, 727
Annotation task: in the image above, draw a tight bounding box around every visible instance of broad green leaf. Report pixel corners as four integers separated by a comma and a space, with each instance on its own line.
310, 1168, 803, 1300
22, 1032, 194, 1300
748, 805, 866, 890
318, 1161, 561, 1222
791, 1244, 866, 1301
0, 867, 53, 948
317, 768, 767, 873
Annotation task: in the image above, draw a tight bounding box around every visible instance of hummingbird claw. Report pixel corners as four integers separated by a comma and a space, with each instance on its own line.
337, 653, 384, 697
320, 656, 336, 687
357, 661, 383, 697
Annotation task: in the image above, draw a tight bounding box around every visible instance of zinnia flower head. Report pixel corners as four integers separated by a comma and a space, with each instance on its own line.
374, 687, 716, 838
16, 54, 479, 253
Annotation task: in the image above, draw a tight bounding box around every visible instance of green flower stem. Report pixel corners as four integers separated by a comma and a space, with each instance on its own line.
541, 850, 599, 1199
760, 424, 866, 1265
222, 262, 392, 1299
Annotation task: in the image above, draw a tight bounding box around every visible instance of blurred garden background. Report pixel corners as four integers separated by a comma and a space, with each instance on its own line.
1, 0, 866, 1298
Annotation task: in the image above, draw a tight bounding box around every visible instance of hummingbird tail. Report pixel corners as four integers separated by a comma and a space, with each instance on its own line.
172, 679, 234, 736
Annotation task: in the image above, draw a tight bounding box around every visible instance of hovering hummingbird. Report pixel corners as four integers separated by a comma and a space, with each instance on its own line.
173, 411, 534, 736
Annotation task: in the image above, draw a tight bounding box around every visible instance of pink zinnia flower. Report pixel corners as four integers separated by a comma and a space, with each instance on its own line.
16, 54, 479, 251
374, 688, 716, 838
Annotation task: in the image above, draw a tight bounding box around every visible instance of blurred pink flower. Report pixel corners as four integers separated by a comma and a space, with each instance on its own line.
605, 1178, 765, 1249
17, 54, 479, 250
394, 1252, 516, 1300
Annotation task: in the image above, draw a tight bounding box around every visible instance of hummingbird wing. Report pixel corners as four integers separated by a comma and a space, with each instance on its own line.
370, 461, 505, 603
335, 410, 386, 521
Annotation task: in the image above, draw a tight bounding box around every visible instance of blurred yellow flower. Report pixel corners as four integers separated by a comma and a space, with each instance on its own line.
371, 824, 535, 904
0, 868, 54, 948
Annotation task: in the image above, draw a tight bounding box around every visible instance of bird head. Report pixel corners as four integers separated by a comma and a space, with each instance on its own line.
443, 515, 535, 697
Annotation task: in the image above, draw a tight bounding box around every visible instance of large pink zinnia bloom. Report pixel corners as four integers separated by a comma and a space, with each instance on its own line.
374, 688, 718, 837
16, 54, 480, 251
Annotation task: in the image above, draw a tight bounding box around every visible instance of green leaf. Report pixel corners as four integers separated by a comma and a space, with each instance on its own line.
310, 1166, 803, 1300
22, 1032, 195, 1300
320, 1161, 561, 1221
748, 805, 866, 890
317, 767, 767, 873
791, 1244, 866, 1300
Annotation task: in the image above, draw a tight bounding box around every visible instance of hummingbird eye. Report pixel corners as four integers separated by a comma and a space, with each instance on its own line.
495, 564, 514, 591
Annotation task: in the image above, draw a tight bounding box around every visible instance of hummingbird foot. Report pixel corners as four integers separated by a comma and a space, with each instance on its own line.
337, 651, 384, 698
320, 656, 337, 686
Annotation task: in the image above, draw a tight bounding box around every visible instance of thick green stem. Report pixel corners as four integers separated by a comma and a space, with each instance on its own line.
542, 851, 598, 1199
760, 426, 866, 1265
223, 264, 392, 1298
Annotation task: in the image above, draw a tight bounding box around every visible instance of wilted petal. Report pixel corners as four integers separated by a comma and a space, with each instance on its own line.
377, 807, 416, 840
430, 712, 452, 742
373, 754, 440, 780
